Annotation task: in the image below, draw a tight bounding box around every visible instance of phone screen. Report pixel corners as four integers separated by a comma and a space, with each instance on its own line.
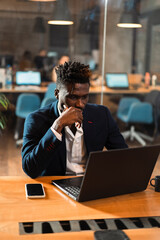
25, 183, 45, 198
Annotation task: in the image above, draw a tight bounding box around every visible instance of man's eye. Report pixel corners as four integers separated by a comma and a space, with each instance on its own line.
82, 95, 88, 100
68, 95, 77, 100
67, 95, 88, 100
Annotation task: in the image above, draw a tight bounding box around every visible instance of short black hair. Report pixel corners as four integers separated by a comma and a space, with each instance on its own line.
55, 61, 91, 88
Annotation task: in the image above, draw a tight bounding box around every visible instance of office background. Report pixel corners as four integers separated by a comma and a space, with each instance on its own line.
1, 0, 159, 78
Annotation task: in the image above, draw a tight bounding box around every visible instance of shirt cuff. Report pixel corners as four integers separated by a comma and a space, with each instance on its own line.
50, 126, 62, 141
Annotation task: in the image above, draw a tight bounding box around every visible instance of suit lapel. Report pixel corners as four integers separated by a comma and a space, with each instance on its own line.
52, 101, 67, 172
52, 100, 59, 118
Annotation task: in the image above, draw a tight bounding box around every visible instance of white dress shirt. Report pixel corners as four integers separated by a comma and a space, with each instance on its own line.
50, 109, 88, 175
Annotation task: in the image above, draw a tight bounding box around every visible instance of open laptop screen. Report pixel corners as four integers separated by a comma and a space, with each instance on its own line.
106, 73, 129, 89
16, 71, 41, 86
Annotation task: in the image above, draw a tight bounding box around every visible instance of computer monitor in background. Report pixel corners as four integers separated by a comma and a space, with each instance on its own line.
16, 71, 41, 86
106, 73, 129, 89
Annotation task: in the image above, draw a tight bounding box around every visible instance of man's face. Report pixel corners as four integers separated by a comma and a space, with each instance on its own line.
55, 83, 90, 112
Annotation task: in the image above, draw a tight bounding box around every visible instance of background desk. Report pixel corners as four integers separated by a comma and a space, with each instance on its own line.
1, 84, 160, 94
0, 86, 47, 93
0, 176, 160, 239
89, 85, 160, 94
0, 86, 47, 113
89, 85, 160, 111
1, 84, 160, 122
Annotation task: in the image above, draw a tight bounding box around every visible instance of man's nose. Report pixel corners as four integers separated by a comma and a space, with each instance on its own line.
76, 98, 84, 109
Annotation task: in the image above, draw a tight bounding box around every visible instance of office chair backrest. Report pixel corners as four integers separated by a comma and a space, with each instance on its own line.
44, 83, 56, 99
41, 97, 56, 108
117, 97, 140, 118
40, 82, 57, 108
16, 93, 41, 119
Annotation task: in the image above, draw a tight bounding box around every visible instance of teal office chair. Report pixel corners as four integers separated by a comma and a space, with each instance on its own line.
117, 97, 154, 146
15, 93, 41, 146
41, 82, 57, 107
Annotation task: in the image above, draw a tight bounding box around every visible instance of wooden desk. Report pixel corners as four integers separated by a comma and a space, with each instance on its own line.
1, 85, 160, 95
0, 86, 47, 107
89, 85, 160, 95
0, 176, 160, 239
0, 86, 47, 93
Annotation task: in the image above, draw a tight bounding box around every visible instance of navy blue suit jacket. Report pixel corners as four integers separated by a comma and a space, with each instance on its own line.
22, 101, 128, 178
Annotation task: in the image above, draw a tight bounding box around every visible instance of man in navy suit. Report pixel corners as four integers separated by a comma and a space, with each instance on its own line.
22, 61, 127, 178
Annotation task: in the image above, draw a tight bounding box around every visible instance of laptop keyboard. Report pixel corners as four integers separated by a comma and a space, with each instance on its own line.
64, 186, 80, 198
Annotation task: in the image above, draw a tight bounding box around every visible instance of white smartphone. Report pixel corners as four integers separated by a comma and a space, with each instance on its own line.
25, 183, 45, 198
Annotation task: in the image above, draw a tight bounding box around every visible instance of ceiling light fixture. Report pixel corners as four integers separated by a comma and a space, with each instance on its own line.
29, 0, 56, 2
117, 0, 142, 28
48, 0, 73, 25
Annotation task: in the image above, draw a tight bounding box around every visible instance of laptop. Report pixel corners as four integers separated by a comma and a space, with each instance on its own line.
106, 73, 129, 89
16, 71, 41, 86
52, 145, 160, 202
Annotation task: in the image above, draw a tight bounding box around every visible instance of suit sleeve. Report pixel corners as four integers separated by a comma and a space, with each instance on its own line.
21, 111, 63, 178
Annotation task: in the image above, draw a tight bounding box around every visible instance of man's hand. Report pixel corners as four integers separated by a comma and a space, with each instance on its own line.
52, 107, 83, 134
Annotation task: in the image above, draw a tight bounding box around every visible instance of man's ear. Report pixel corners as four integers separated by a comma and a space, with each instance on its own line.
54, 89, 59, 99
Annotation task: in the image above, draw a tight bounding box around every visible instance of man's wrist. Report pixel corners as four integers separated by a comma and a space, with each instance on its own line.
50, 126, 62, 141
52, 118, 64, 134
